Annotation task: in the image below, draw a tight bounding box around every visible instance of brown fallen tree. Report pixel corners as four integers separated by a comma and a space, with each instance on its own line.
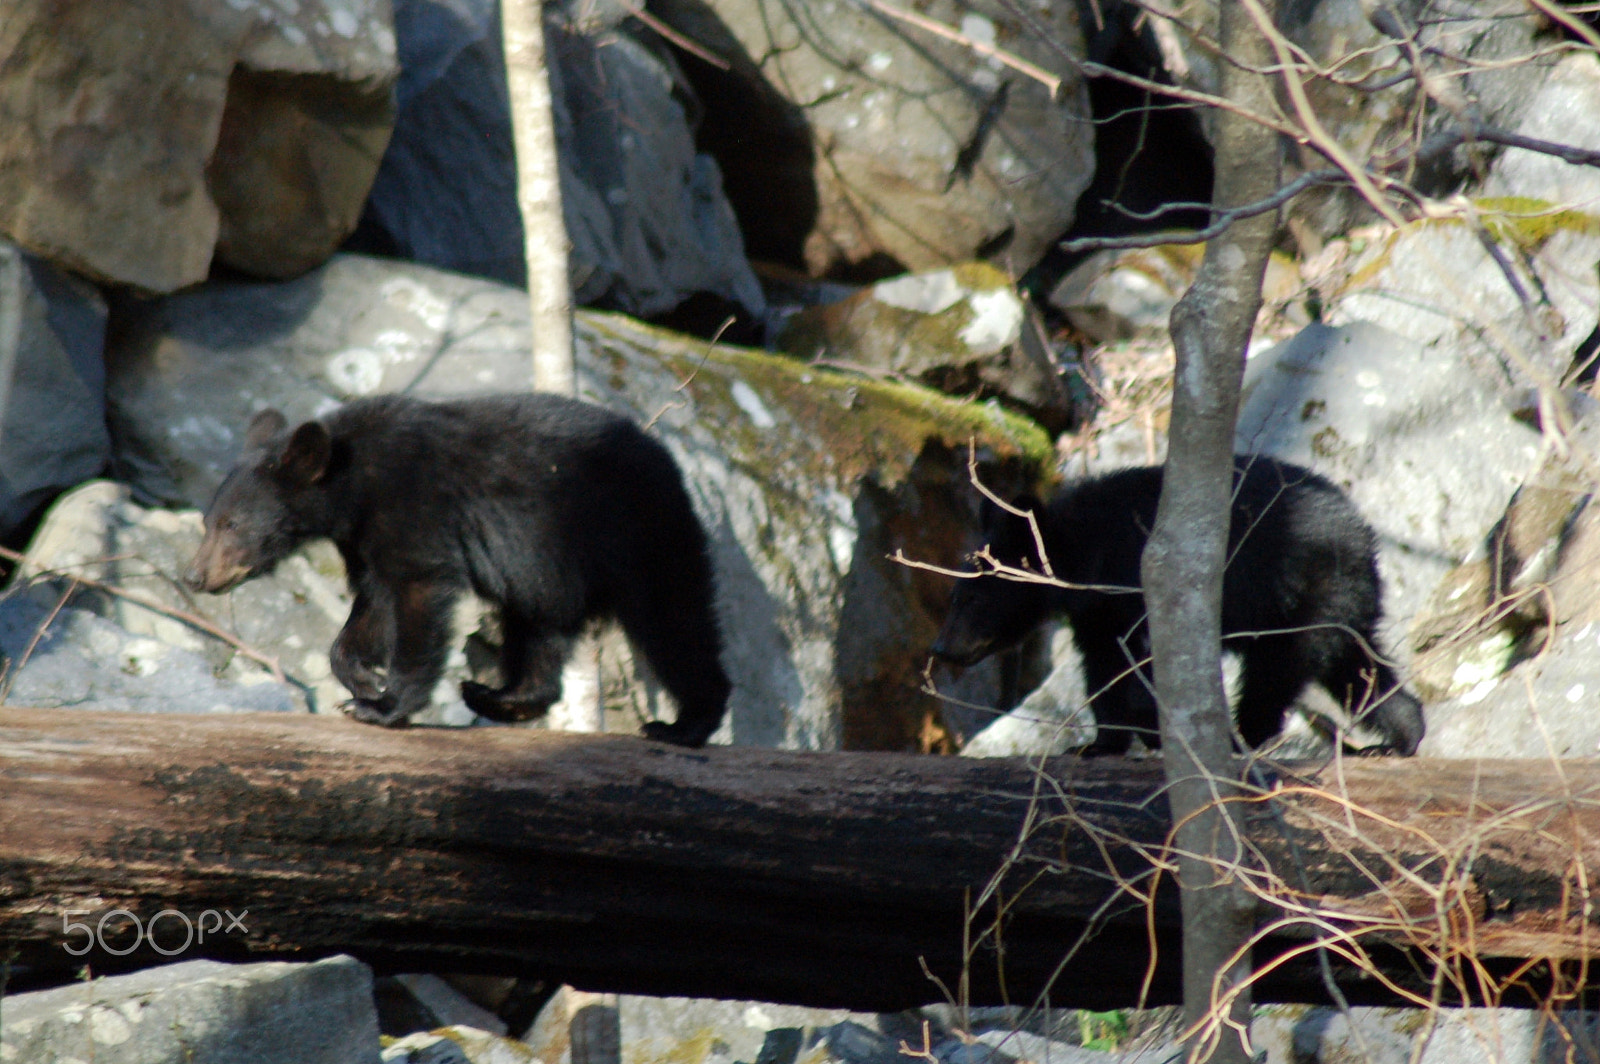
2, 705, 1599, 1011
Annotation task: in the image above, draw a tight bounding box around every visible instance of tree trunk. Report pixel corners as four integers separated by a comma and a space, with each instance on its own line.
4, 707, 1600, 1013
1141, 2, 1282, 1060
503, 0, 574, 395
501, 0, 603, 735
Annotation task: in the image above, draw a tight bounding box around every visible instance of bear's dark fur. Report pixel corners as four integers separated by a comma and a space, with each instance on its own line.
185, 393, 730, 748
931, 456, 1424, 756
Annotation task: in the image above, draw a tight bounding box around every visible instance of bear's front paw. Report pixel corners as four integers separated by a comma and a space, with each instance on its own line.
640, 719, 714, 749
332, 659, 386, 702
341, 697, 411, 728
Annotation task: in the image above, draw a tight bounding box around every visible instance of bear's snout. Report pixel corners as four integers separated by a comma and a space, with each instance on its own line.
928, 624, 990, 669
184, 535, 252, 594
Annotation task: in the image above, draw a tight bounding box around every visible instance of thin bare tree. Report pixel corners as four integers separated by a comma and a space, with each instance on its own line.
503, 0, 575, 395
501, 0, 602, 731
1140, 2, 1281, 1058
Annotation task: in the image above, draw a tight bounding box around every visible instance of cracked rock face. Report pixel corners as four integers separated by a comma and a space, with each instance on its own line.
0, 0, 396, 292
647, 0, 1095, 278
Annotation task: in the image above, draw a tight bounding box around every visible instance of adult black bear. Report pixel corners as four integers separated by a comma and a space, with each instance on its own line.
185, 393, 730, 748
931, 456, 1424, 756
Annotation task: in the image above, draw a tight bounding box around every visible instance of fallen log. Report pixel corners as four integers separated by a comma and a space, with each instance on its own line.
2, 706, 1599, 1011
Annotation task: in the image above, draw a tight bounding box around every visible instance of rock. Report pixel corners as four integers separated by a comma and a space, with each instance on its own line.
1406, 409, 1600, 757
825, 1021, 902, 1064
777, 262, 1079, 432
1049, 244, 1305, 346
1483, 53, 1600, 211
0, 574, 296, 715
359, 0, 763, 320
105, 254, 1051, 749
382, 1026, 536, 1064
1314, 52, 1600, 389
389, 975, 507, 1037
648, 0, 1094, 277
0, 955, 380, 1064
522, 991, 860, 1064
1326, 210, 1600, 393
1151, 2, 1551, 238
1252, 1003, 1600, 1064
0, 241, 111, 538
959, 630, 1091, 757
1048, 245, 1198, 344
12, 479, 347, 715
1235, 320, 1543, 643
522, 993, 1163, 1064
0, 0, 396, 292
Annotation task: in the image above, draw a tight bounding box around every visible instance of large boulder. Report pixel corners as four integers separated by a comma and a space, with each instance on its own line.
105, 254, 1051, 750
777, 262, 1080, 433
1236, 321, 1543, 642
648, 0, 1095, 277
1148, 1, 1553, 237
0, 956, 380, 1064
0, 241, 111, 538
358, 0, 764, 320
1406, 408, 1600, 758
0, 0, 396, 292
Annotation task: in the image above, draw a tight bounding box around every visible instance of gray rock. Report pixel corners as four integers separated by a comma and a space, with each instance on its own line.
0, 0, 395, 291
1323, 57, 1600, 400
12, 479, 345, 715
777, 263, 1079, 434
1421, 621, 1600, 759
363, 0, 763, 319
522, 991, 860, 1064
1156, 3, 1551, 238
1252, 1003, 1600, 1064
0, 242, 111, 538
390, 974, 507, 1037
0, 955, 380, 1064
382, 1026, 536, 1063
960, 630, 1092, 758
1236, 320, 1542, 644
964, 1029, 1122, 1064
826, 1021, 902, 1064
648, 0, 1095, 276
0, 583, 294, 714
1047, 246, 1196, 344
1409, 411, 1600, 757
105, 254, 1050, 749
1483, 53, 1600, 211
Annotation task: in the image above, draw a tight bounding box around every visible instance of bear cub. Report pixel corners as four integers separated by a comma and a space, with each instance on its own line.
932, 456, 1424, 756
185, 393, 730, 748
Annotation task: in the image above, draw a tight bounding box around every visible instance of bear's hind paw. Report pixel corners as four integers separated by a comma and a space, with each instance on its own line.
640, 719, 715, 749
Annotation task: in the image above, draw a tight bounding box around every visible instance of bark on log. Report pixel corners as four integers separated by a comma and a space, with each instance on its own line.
3, 707, 1599, 1010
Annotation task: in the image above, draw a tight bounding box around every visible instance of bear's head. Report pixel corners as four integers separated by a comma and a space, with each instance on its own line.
929, 494, 1056, 667
184, 409, 334, 594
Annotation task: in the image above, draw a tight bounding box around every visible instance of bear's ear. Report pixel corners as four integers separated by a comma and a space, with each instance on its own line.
278, 421, 331, 486
245, 408, 288, 449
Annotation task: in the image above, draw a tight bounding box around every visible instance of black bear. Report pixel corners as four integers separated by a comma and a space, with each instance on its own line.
931, 456, 1424, 756
185, 393, 730, 748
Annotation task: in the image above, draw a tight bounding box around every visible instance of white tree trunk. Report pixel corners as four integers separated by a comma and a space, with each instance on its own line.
503, 0, 575, 395
502, 0, 600, 734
